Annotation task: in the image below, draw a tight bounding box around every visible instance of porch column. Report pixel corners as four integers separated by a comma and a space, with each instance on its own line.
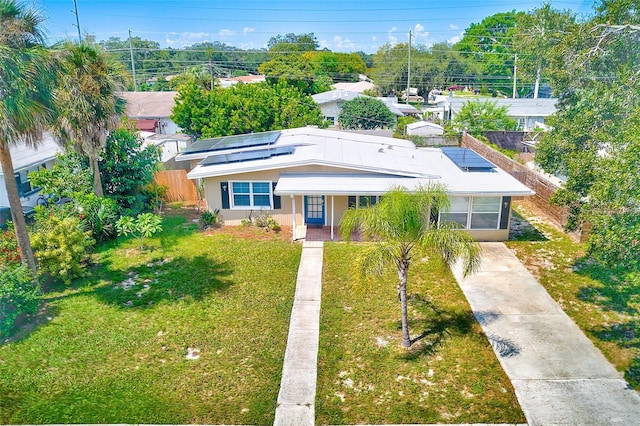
291, 195, 296, 240
330, 195, 335, 240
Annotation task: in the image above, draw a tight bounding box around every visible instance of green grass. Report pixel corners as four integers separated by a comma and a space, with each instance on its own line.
0, 216, 301, 425
507, 201, 640, 388
316, 243, 525, 425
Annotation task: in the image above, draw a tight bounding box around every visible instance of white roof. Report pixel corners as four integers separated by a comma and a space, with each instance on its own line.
331, 81, 375, 93
406, 121, 444, 131
181, 127, 534, 197
0, 133, 61, 175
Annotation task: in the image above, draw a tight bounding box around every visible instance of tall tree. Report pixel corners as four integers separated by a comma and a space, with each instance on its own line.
54, 41, 128, 196
339, 186, 481, 347
454, 11, 522, 95
535, 0, 640, 268
0, 0, 57, 273
513, 3, 577, 98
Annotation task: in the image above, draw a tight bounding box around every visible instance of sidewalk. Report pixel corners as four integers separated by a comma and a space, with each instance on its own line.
273, 241, 324, 426
451, 242, 640, 425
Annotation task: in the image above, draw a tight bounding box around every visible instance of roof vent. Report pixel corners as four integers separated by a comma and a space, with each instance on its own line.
388, 145, 393, 149
378, 147, 384, 153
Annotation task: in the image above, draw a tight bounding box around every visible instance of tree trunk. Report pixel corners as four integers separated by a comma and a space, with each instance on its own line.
0, 143, 38, 274
533, 66, 541, 99
91, 155, 103, 197
398, 256, 411, 347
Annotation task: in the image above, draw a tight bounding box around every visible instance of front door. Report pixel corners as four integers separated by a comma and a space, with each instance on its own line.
304, 195, 325, 225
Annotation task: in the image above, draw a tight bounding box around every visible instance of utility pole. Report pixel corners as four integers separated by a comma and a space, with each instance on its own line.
72, 0, 82, 42
406, 29, 412, 105
512, 54, 518, 98
128, 29, 138, 91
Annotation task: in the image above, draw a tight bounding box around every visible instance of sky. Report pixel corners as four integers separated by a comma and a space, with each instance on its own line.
38, 0, 597, 53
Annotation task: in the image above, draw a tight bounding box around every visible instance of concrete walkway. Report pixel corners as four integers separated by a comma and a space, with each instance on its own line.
274, 241, 324, 426
451, 242, 640, 425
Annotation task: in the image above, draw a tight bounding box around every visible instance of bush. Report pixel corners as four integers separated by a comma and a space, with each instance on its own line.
31, 215, 95, 285
0, 264, 40, 340
72, 194, 121, 242
200, 209, 221, 228
0, 224, 20, 266
116, 213, 163, 250
252, 212, 281, 232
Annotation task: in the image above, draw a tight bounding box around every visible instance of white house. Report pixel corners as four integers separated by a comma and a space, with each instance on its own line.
312, 90, 406, 127
119, 91, 180, 134
432, 96, 557, 131
0, 134, 61, 226
176, 127, 534, 241
406, 121, 445, 137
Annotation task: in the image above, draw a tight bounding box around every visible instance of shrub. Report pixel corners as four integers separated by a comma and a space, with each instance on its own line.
252, 212, 281, 232
0, 264, 40, 340
72, 194, 121, 242
116, 213, 163, 250
200, 209, 221, 228
0, 224, 20, 266
31, 215, 95, 285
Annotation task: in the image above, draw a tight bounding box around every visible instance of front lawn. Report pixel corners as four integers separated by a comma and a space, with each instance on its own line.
507, 199, 640, 389
316, 242, 525, 425
0, 215, 301, 425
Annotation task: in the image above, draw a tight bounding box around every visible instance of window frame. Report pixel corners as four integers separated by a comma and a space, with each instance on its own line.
439, 196, 503, 230
229, 180, 273, 210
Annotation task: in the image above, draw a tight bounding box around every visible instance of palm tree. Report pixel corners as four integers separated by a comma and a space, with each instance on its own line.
54, 41, 127, 197
340, 186, 482, 348
0, 0, 58, 273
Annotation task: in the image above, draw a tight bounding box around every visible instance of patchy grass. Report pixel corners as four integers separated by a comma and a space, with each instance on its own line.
316, 242, 525, 425
507, 200, 640, 388
0, 216, 301, 425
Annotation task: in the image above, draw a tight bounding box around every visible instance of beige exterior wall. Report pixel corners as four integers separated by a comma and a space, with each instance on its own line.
200, 166, 514, 241
202, 166, 355, 227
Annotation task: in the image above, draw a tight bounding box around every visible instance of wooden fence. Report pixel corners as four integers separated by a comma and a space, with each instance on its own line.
154, 169, 198, 202
461, 133, 570, 228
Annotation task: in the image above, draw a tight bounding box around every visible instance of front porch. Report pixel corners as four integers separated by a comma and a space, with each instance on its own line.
294, 225, 362, 242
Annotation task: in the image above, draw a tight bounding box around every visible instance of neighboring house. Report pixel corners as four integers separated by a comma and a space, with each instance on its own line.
406, 121, 445, 137
0, 134, 61, 226
175, 127, 534, 241
432, 96, 557, 131
331, 80, 375, 93
312, 90, 405, 127
119, 91, 180, 134
139, 132, 193, 164
218, 74, 266, 88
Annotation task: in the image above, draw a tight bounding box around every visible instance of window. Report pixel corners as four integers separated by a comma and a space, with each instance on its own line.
359, 195, 379, 207
440, 197, 469, 228
470, 197, 501, 229
14, 163, 47, 197
231, 181, 272, 209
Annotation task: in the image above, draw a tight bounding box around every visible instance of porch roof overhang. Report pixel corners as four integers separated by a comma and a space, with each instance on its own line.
274, 173, 439, 196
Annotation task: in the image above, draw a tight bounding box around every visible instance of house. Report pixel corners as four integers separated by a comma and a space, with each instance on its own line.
0, 134, 61, 227
406, 121, 445, 137
119, 91, 180, 134
432, 96, 557, 131
331, 80, 375, 93
312, 90, 405, 127
140, 132, 193, 164
218, 74, 266, 88
175, 127, 534, 241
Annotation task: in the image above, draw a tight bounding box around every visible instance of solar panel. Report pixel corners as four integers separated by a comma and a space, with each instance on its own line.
201, 145, 295, 166
441, 147, 496, 172
182, 130, 281, 154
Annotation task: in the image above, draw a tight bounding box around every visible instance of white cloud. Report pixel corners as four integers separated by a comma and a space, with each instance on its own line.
413, 23, 429, 39
333, 35, 355, 50
372, 35, 377, 42
449, 24, 459, 30
218, 29, 236, 38
447, 31, 464, 45
388, 26, 398, 45
164, 32, 210, 47
243, 27, 255, 34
